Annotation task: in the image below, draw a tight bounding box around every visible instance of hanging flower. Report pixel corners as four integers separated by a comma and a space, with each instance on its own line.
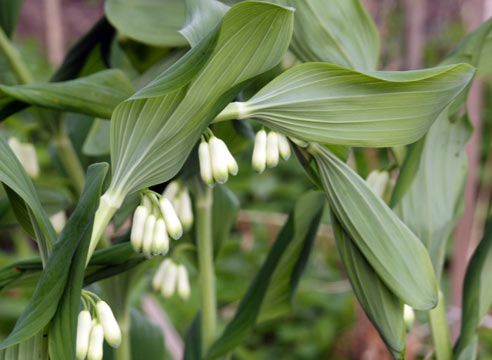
199, 133, 238, 185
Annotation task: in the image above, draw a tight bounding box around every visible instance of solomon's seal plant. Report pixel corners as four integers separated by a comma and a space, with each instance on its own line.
0, 0, 491, 359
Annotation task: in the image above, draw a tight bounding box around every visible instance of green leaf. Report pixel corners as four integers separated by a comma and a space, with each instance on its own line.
82, 118, 111, 156
206, 191, 324, 359
332, 215, 405, 359
0, 70, 134, 120
184, 315, 201, 360
105, 0, 188, 47
478, 27, 492, 77
0, 135, 56, 262
274, 0, 379, 70
217, 62, 475, 147
180, 0, 229, 47
0, 163, 108, 350
0, 0, 23, 38
106, 1, 294, 201
212, 184, 240, 259
312, 144, 438, 310
393, 110, 471, 277
130, 309, 166, 360
454, 218, 492, 358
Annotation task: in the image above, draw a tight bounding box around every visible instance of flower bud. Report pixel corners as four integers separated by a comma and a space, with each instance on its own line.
87, 323, 104, 360
218, 139, 238, 176
266, 131, 279, 168
96, 301, 121, 348
209, 136, 229, 184
130, 205, 149, 252
161, 261, 178, 298
163, 181, 180, 201
198, 141, 214, 186
8, 137, 40, 179
159, 198, 183, 240
278, 134, 291, 160
50, 210, 67, 234
177, 265, 191, 300
76, 310, 92, 360
152, 218, 169, 255
252, 130, 267, 173
142, 214, 157, 257
403, 305, 415, 332
152, 259, 171, 291
177, 189, 194, 230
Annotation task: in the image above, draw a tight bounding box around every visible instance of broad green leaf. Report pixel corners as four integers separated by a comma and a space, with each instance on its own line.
48, 165, 108, 359
130, 309, 166, 360
82, 118, 111, 156
216, 63, 475, 147
454, 218, 492, 358
311, 144, 438, 310
180, 0, 229, 47
273, 0, 379, 70
105, 0, 188, 47
206, 191, 324, 359
106, 1, 294, 202
332, 215, 405, 359
393, 111, 471, 277
478, 28, 492, 77
0, 70, 134, 120
0, 330, 48, 360
212, 184, 240, 259
0, 135, 56, 262
0, 0, 23, 38
0, 163, 108, 350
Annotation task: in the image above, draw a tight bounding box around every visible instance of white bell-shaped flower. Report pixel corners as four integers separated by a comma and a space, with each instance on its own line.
217, 138, 238, 176
163, 181, 181, 201
209, 136, 229, 184
8, 137, 40, 179
152, 259, 172, 292
159, 197, 183, 240
403, 304, 415, 331
198, 141, 214, 186
141, 214, 157, 257
177, 265, 191, 300
177, 189, 194, 230
152, 218, 169, 255
252, 129, 267, 173
266, 131, 279, 168
278, 134, 291, 160
96, 301, 121, 348
161, 261, 178, 298
76, 310, 92, 360
87, 323, 104, 360
130, 205, 149, 252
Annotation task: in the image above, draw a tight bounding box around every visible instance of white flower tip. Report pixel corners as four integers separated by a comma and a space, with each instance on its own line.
177, 265, 191, 301
159, 198, 183, 240
152, 219, 169, 255
96, 301, 122, 348
266, 132, 279, 168
252, 130, 267, 173
198, 141, 214, 186
178, 191, 194, 230
278, 134, 291, 160
141, 214, 157, 257
76, 310, 92, 360
403, 305, 415, 330
161, 262, 178, 298
8, 137, 40, 179
87, 323, 104, 360
209, 137, 229, 184
366, 170, 390, 199
130, 205, 149, 252
152, 259, 171, 291
163, 181, 180, 201
50, 211, 66, 234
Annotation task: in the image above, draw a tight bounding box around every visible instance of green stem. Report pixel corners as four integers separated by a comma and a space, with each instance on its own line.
195, 185, 216, 353
429, 291, 452, 360
0, 26, 34, 84
53, 124, 86, 195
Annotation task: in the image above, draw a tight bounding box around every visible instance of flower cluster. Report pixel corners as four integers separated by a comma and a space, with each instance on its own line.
199, 135, 238, 186
76, 293, 121, 360
162, 181, 194, 230
252, 129, 291, 173
131, 192, 182, 257
152, 259, 190, 300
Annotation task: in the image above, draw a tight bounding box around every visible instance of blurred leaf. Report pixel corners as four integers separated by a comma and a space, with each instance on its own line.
0, 330, 49, 360
274, 0, 379, 70
82, 118, 111, 156
212, 184, 240, 259
206, 191, 324, 359
130, 309, 166, 360
332, 215, 405, 359
107, 2, 294, 199
454, 218, 492, 358
218, 63, 475, 147
312, 144, 438, 310
393, 111, 471, 277
0, 70, 134, 120
180, 0, 229, 47
105, 0, 188, 47
0, 0, 24, 38
478, 27, 492, 77
0, 163, 108, 350
0, 135, 56, 262
184, 315, 201, 360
